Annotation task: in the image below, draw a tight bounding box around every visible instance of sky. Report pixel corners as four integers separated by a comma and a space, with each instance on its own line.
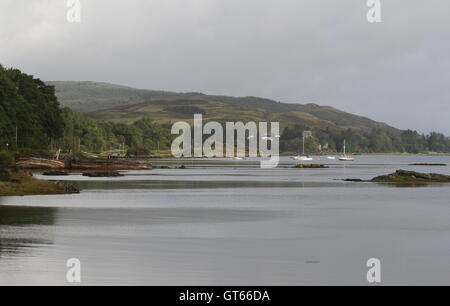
1, 0, 450, 134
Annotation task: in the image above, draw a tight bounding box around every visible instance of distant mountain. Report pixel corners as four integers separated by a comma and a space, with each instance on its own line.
47, 81, 398, 133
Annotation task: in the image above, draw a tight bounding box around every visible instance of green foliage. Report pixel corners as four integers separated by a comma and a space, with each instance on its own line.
0, 65, 64, 150
280, 126, 450, 154
0, 151, 13, 181
0, 151, 13, 168
60, 108, 173, 154
127, 145, 151, 156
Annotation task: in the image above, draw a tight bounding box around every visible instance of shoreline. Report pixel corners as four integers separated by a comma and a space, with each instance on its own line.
0, 171, 79, 197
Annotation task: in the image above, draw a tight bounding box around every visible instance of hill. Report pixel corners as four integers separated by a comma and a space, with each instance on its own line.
46, 81, 450, 154
47, 81, 397, 133
3, 68, 448, 155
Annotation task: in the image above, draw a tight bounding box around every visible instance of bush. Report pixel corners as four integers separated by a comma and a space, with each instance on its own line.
127, 146, 151, 156
0, 151, 14, 168
0, 151, 14, 181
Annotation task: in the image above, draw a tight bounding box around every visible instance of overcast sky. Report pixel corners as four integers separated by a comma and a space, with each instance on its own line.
1, 0, 449, 134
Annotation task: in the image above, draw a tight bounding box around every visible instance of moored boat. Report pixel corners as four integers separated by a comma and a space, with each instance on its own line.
339, 140, 354, 162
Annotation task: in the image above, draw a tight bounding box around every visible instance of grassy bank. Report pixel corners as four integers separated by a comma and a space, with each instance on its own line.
0, 171, 78, 196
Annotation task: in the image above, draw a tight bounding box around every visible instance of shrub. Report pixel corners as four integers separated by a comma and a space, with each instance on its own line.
0, 151, 14, 181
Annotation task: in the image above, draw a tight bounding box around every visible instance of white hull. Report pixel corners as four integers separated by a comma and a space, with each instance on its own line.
292, 155, 313, 161
339, 140, 354, 161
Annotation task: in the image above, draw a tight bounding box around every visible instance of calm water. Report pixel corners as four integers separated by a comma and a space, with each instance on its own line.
1, 155, 450, 285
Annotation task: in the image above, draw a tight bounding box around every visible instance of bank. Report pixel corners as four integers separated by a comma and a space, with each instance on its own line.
0, 171, 79, 196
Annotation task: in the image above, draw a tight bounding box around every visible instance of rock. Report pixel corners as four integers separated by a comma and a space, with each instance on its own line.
82, 171, 124, 177
179, 165, 186, 169
371, 170, 450, 183
54, 181, 80, 194
42, 171, 69, 176
293, 164, 329, 169
70, 158, 152, 170
409, 163, 447, 166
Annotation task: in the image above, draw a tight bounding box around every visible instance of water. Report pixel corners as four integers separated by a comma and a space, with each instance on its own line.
1, 155, 450, 285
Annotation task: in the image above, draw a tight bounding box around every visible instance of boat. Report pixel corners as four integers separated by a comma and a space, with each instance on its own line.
16, 156, 65, 169
292, 134, 313, 161
327, 156, 336, 160
339, 140, 355, 162
292, 155, 313, 161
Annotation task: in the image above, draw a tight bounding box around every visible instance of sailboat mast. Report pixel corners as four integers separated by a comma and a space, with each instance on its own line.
302, 135, 305, 155
343, 140, 346, 156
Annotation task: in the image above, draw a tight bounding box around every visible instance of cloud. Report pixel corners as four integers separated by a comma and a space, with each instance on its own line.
1, 0, 449, 133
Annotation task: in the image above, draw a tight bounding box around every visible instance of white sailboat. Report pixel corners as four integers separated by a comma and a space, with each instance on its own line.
339, 140, 354, 162
292, 135, 313, 161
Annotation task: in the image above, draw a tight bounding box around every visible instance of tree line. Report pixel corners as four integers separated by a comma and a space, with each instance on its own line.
1, 65, 450, 156
280, 124, 450, 154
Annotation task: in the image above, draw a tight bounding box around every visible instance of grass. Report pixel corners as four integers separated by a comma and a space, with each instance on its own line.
0, 171, 69, 196
50, 81, 397, 134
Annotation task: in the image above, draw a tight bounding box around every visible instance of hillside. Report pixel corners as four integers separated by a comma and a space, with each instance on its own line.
47, 81, 397, 133
2, 68, 447, 155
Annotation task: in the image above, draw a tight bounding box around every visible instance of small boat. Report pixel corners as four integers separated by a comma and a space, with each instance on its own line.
292, 155, 313, 161
339, 156, 354, 162
339, 140, 355, 162
292, 134, 313, 161
327, 156, 336, 160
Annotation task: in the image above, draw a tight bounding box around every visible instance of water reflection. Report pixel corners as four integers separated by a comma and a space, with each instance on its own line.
71, 179, 367, 190
373, 182, 448, 188
0, 204, 56, 257
2, 155, 450, 285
